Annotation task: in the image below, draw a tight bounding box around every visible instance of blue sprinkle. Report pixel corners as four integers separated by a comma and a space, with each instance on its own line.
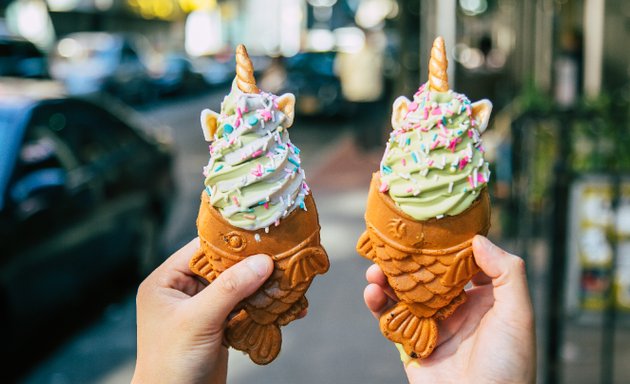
288, 158, 300, 167
258, 200, 266, 205
214, 164, 224, 172
432, 133, 438, 141
248, 116, 259, 126
277, 144, 286, 151
411, 152, 419, 163
382, 165, 393, 174
205, 186, 212, 196
223, 124, 234, 134
266, 168, 275, 173
405, 138, 411, 146
292, 145, 301, 154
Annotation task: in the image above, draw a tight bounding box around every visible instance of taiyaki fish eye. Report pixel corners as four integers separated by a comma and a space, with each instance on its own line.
223, 232, 246, 251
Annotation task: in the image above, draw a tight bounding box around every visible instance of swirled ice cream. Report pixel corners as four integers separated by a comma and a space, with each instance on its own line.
379, 82, 491, 220
202, 81, 308, 230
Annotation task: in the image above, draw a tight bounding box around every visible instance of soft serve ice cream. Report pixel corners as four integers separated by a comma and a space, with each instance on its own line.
201, 82, 308, 231
379, 82, 491, 220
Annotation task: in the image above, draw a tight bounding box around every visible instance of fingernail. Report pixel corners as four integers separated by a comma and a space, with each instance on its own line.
476, 235, 493, 252
246, 255, 270, 277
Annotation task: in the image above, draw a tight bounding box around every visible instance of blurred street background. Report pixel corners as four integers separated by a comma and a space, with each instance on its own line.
2, 0, 630, 383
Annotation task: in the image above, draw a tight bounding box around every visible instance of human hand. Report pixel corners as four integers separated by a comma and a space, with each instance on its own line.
364, 235, 536, 384
132, 238, 274, 384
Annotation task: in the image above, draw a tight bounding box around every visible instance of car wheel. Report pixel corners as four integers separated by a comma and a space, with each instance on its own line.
136, 216, 162, 277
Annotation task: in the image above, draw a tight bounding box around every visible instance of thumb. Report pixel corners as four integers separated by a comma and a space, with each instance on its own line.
189, 254, 274, 326
472, 235, 533, 321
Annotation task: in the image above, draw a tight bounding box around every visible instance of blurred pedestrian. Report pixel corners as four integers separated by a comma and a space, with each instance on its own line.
364, 235, 536, 384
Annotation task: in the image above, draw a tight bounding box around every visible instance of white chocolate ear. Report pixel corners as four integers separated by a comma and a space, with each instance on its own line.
471, 99, 493, 134
391, 96, 411, 127
276, 93, 296, 128
200, 109, 220, 141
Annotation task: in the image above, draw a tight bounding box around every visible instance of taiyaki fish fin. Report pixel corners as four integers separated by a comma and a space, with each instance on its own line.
434, 291, 467, 320
441, 246, 479, 288
282, 246, 329, 289
189, 248, 217, 283
379, 302, 438, 359
356, 231, 376, 260
226, 310, 281, 365
277, 296, 308, 326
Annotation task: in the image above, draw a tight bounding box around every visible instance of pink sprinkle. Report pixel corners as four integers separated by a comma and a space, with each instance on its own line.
431, 107, 442, 116
236, 107, 242, 118
232, 196, 240, 206
478, 145, 485, 153
251, 150, 263, 158
408, 102, 419, 114
427, 159, 434, 167
468, 175, 475, 189
259, 110, 272, 121
406, 187, 413, 193
275, 220, 280, 227
251, 164, 263, 177
379, 181, 389, 193
423, 107, 429, 120
448, 139, 457, 152
235, 118, 241, 128
430, 139, 440, 150
459, 156, 470, 170
263, 202, 270, 209
402, 158, 407, 166
468, 130, 473, 138
243, 214, 256, 220
477, 173, 486, 183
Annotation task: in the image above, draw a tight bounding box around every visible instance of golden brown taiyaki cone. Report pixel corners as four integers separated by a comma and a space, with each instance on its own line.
190, 45, 329, 365
356, 37, 493, 359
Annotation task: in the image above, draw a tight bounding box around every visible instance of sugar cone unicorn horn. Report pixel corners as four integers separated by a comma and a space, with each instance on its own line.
428, 36, 449, 92
235, 44, 259, 94
356, 36, 493, 359
190, 45, 329, 365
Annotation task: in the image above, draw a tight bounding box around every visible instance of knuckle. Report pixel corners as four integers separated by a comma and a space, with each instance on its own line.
217, 272, 239, 295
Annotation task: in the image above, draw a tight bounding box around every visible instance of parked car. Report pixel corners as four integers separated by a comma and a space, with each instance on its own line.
152, 53, 207, 97
0, 35, 48, 78
49, 32, 156, 104
0, 78, 174, 358
282, 51, 345, 117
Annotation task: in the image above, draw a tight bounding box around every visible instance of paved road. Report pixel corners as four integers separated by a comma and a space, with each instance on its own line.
22, 90, 408, 384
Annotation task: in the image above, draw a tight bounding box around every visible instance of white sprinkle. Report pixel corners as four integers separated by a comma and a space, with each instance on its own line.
448, 182, 454, 193
436, 214, 444, 219
473, 168, 479, 188
254, 234, 261, 242
265, 227, 269, 234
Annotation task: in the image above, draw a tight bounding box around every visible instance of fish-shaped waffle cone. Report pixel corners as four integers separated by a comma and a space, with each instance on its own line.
190, 44, 329, 364
357, 37, 492, 359
191, 192, 329, 364
357, 175, 490, 358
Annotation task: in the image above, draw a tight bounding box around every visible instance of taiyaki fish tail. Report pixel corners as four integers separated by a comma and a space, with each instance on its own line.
379, 302, 438, 359
226, 310, 282, 365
